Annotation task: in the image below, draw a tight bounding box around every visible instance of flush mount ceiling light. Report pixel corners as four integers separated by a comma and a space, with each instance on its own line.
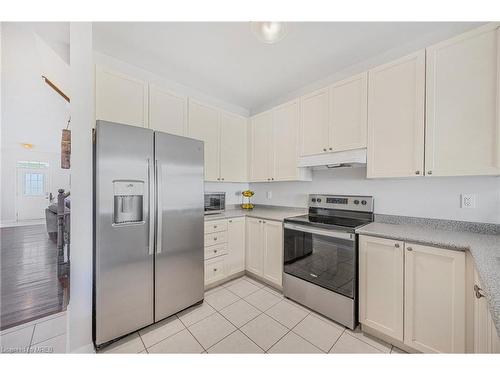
21, 143, 34, 150
251, 22, 288, 44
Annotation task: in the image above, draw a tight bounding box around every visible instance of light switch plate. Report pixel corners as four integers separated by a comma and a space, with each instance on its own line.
461, 193, 476, 209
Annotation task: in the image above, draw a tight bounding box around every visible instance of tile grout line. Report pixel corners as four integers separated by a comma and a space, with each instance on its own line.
325, 328, 346, 353
137, 332, 148, 353
201, 312, 238, 353
28, 324, 36, 352
264, 312, 311, 353
177, 312, 206, 354
344, 329, 387, 353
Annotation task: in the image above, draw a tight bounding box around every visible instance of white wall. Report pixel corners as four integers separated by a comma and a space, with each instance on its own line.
249, 168, 500, 224
1, 23, 71, 223
68, 22, 94, 353
205, 182, 248, 206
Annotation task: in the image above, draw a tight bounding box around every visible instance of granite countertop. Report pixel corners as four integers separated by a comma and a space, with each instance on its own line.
356, 221, 500, 335
204, 206, 307, 222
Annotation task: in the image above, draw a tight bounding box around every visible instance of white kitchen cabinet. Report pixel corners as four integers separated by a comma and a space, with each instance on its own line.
299, 88, 330, 156
245, 217, 283, 287
425, 24, 500, 177
273, 100, 300, 180
95, 66, 148, 127
473, 268, 500, 353
226, 217, 246, 275
220, 112, 247, 182
330, 72, 368, 152
404, 242, 466, 353
367, 51, 425, 178
249, 102, 311, 182
249, 111, 273, 182
188, 100, 220, 181
205, 256, 226, 285
262, 219, 283, 287
149, 85, 187, 136
359, 236, 404, 341
245, 217, 264, 276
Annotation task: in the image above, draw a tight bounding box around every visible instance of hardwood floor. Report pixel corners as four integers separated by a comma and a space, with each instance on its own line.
1, 224, 68, 330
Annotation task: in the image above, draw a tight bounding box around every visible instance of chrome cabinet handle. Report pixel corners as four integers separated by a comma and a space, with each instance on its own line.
415, 171, 420, 175
427, 171, 432, 175
407, 247, 413, 251
474, 284, 485, 299
329, 147, 332, 151
394, 243, 400, 248
323, 148, 327, 152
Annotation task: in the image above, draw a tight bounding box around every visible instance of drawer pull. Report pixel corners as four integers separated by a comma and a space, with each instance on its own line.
214, 268, 217, 272
474, 284, 485, 299
214, 250, 218, 253
214, 225, 217, 229
407, 247, 413, 251
394, 243, 400, 248
214, 237, 217, 241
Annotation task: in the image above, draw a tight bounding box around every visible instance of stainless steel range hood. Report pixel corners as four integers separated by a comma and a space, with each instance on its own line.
298, 148, 367, 169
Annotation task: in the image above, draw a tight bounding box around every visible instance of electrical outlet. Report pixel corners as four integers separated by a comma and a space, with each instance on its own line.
267, 191, 272, 200
461, 193, 476, 209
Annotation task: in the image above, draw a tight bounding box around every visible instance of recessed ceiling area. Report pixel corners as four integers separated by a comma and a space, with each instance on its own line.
93, 22, 483, 112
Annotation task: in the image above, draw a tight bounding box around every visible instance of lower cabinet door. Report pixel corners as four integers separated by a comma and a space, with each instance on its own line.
245, 218, 264, 276
359, 235, 404, 341
404, 242, 466, 353
226, 217, 246, 275
262, 220, 283, 287
473, 268, 500, 353
204, 256, 226, 286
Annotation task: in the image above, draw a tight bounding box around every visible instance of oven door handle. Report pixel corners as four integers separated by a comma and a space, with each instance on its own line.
284, 223, 354, 241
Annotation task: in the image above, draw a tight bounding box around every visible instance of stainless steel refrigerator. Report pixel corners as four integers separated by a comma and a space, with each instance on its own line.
93, 120, 204, 348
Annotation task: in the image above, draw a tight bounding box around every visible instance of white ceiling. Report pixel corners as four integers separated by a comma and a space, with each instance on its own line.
93, 22, 483, 112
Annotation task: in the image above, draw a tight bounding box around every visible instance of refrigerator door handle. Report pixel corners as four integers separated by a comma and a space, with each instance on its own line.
148, 158, 154, 255
156, 159, 162, 254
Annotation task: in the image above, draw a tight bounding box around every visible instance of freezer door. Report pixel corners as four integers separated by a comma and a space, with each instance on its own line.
154, 131, 204, 321
94, 121, 154, 346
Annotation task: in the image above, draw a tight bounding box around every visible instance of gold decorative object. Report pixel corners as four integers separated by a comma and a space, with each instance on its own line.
241, 190, 254, 210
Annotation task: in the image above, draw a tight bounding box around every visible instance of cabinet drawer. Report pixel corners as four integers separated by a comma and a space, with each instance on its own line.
204, 243, 228, 260
204, 231, 227, 247
205, 256, 226, 285
204, 220, 228, 234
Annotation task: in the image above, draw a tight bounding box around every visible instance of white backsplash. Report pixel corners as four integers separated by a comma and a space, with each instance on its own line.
248, 167, 500, 224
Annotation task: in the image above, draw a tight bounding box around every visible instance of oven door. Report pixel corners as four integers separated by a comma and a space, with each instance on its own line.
283, 223, 357, 299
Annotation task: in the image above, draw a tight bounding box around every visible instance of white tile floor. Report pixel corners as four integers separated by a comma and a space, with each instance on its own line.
99, 276, 406, 354
0, 311, 67, 354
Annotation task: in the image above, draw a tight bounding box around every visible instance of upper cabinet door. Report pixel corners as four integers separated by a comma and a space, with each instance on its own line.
188, 100, 220, 182
367, 51, 425, 178
95, 66, 148, 127
300, 88, 330, 156
220, 111, 247, 182
426, 24, 500, 176
330, 72, 368, 152
273, 100, 300, 181
404, 243, 466, 353
149, 85, 187, 136
249, 111, 273, 182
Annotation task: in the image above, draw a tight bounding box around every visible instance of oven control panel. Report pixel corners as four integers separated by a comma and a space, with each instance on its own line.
309, 194, 373, 212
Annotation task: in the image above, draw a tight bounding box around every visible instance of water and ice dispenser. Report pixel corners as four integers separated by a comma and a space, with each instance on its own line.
113, 181, 144, 224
